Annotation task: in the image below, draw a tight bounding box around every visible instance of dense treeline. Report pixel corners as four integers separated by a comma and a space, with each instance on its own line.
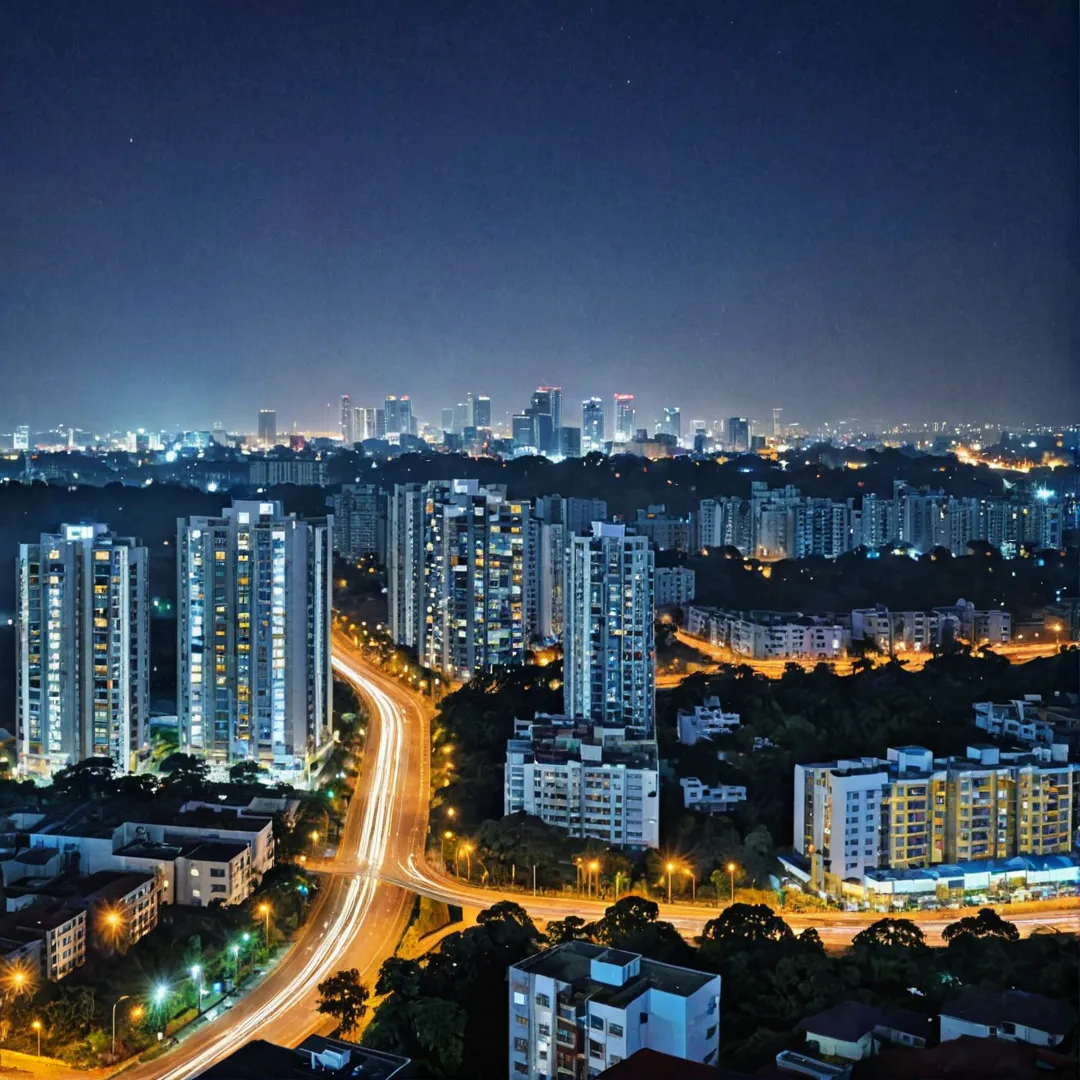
322, 898, 1077, 1076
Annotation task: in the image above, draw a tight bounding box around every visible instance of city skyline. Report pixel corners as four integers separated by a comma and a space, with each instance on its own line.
3, 3, 1077, 433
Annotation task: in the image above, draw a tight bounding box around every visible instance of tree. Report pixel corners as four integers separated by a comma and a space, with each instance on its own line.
228, 761, 268, 784
852, 918, 927, 950
587, 896, 659, 945
546, 915, 589, 945
942, 907, 1020, 944
160, 753, 210, 796
375, 956, 422, 999
411, 997, 468, 1077
700, 903, 794, 946
316, 969, 370, 1033
51, 757, 115, 799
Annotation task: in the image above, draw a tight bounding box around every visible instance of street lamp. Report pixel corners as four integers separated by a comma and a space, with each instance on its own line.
458, 843, 473, 882
727, 862, 737, 906
309, 830, 320, 857
31, 1020, 41, 1058
257, 903, 271, 948
111, 995, 130, 1059
589, 860, 600, 899
666, 862, 676, 905
190, 965, 203, 1016
683, 867, 696, 902
231, 943, 241, 988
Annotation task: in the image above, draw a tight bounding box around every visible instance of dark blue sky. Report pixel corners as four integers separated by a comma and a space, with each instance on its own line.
2, 1, 1077, 433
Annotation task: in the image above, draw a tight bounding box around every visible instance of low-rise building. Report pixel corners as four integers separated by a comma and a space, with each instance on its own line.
685, 607, 847, 661
676, 698, 741, 745
974, 697, 1079, 760
0, 905, 86, 981
798, 1002, 932, 1062
654, 567, 696, 607
508, 941, 721, 1078
940, 988, 1075, 1048
851, 606, 948, 654
195, 1034, 412, 1078
679, 778, 747, 815
505, 716, 660, 849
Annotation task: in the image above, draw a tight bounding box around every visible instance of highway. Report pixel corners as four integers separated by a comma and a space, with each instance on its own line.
120, 635, 429, 1079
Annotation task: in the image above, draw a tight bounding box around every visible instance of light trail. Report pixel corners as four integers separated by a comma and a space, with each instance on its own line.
147, 655, 405, 1080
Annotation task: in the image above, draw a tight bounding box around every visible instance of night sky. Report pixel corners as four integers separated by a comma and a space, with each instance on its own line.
3, 1, 1077, 434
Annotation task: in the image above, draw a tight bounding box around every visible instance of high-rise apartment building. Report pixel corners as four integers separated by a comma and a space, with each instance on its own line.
13, 425, 29, 450
421, 480, 528, 678
725, 417, 750, 453
177, 500, 333, 784
772, 407, 783, 438
257, 409, 277, 447
794, 744, 1080, 886
331, 484, 380, 561
509, 941, 720, 1078
582, 398, 605, 449
16, 524, 149, 778
473, 395, 492, 430
564, 523, 655, 736
387, 483, 425, 649
613, 394, 636, 442
339, 395, 354, 445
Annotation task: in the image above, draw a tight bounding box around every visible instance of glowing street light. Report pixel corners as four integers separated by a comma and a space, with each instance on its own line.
31, 1019, 41, 1057
309, 830, 320, 856
457, 842, 473, 882
257, 902, 272, 947
589, 859, 600, 899
153, 984, 168, 1008
111, 995, 130, 1058
190, 964, 204, 1016
666, 862, 676, 905
727, 862, 737, 906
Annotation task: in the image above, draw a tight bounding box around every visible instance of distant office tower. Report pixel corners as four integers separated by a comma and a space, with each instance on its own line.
527, 386, 561, 454
440, 407, 456, 433
258, 409, 277, 446
559, 426, 582, 458
473, 395, 492, 430
772, 407, 783, 439
339, 395, 354, 445
331, 484, 380, 560
564, 523, 655, 736
512, 413, 536, 449
463, 391, 476, 429
613, 394, 636, 442
582, 398, 605, 449
357, 407, 386, 440
177, 500, 333, 784
726, 417, 750, 453
13, 425, 29, 451
16, 524, 149, 778
352, 407, 365, 442
661, 406, 681, 442
387, 483, 425, 649
383, 396, 413, 436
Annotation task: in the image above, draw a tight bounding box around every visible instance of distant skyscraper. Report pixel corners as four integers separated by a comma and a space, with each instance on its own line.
384, 395, 413, 436
441, 407, 456, 433
559, 426, 582, 458
13, 425, 29, 451
339, 395, 354, 445
661, 406, 681, 442
464, 391, 476, 429
613, 394, 636, 442
772, 407, 783, 439
177, 500, 333, 784
473, 395, 492, 430
564, 522, 655, 737
529, 386, 562, 454
512, 413, 536, 449
17, 524, 149, 778
726, 417, 750, 453
258, 409, 277, 446
582, 398, 605, 449
387, 483, 425, 649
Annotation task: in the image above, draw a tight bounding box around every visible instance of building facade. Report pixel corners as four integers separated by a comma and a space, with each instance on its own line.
509, 942, 721, 1078
176, 501, 333, 785
564, 524, 655, 737
330, 484, 380, 561
16, 524, 149, 779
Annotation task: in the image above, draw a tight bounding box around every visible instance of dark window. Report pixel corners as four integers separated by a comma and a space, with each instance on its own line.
588, 1040, 604, 1059
589, 1015, 604, 1030
608, 1023, 623, 1038
536, 993, 551, 1007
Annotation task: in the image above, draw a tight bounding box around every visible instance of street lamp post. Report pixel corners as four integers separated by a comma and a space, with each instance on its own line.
666, 862, 675, 905
111, 995, 130, 1059
684, 868, 696, 902
231, 944, 241, 990
190, 965, 203, 1016
589, 860, 600, 899
257, 903, 271, 950
309, 830, 319, 857
727, 862, 737, 905
31, 1020, 41, 1058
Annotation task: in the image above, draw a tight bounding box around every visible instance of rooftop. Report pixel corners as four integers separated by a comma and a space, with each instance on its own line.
182, 840, 250, 864
799, 1001, 932, 1043
941, 987, 1076, 1038
194, 1035, 411, 1079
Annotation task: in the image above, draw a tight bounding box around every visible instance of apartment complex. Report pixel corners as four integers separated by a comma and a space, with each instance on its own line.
679, 777, 747, 814
687, 606, 847, 662
564, 523, 655, 738
504, 717, 659, 849
508, 941, 721, 1078
16, 523, 149, 779
654, 566, 696, 608
794, 744, 1080, 884
177, 500, 333, 785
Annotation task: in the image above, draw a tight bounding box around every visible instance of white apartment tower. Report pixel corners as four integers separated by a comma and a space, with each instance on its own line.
564, 523, 655, 736
177, 500, 333, 784
16, 524, 149, 778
